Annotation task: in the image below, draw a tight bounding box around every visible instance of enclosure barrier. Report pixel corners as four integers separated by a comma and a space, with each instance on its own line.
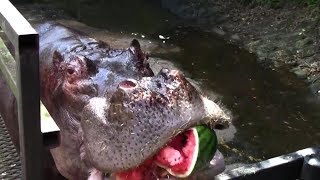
216, 146, 320, 180
0, 0, 60, 179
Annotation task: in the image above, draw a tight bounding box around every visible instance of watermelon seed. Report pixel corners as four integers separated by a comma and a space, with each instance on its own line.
181, 134, 188, 146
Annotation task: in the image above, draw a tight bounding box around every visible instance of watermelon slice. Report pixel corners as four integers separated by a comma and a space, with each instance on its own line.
155, 125, 217, 177
114, 125, 218, 179
114, 159, 157, 180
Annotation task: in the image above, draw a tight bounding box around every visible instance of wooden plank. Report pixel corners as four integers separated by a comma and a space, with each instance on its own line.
0, 1, 42, 180
40, 103, 60, 133
0, 0, 36, 48
0, 37, 60, 140
0, 1, 61, 178
41, 103, 60, 149
16, 34, 43, 180
0, 37, 17, 97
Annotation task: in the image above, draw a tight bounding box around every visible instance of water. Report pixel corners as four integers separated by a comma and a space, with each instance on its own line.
152, 27, 320, 164
16, 0, 320, 166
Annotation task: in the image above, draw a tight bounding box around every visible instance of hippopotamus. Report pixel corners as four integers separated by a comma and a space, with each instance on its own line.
0, 22, 231, 179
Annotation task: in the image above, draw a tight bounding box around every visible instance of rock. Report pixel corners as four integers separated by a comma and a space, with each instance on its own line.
246, 40, 263, 52
291, 67, 309, 79
254, 43, 280, 62
268, 49, 294, 64
309, 79, 320, 94
231, 34, 240, 41
212, 27, 226, 36
258, 43, 278, 53
295, 38, 313, 49
306, 74, 319, 83
298, 47, 317, 58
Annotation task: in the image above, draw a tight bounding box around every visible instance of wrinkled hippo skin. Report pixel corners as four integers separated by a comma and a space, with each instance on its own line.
0, 22, 231, 180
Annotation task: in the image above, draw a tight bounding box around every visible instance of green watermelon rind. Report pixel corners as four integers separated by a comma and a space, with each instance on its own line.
193, 125, 218, 172
160, 125, 218, 178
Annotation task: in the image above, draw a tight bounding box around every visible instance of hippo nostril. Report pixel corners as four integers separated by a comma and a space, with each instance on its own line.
67, 68, 75, 75
119, 79, 137, 90
156, 82, 162, 88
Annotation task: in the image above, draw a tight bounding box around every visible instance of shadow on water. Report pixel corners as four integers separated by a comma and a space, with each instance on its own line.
15, 0, 320, 165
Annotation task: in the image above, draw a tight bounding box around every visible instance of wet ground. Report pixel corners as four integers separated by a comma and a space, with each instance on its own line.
14, 0, 320, 168
162, 0, 320, 95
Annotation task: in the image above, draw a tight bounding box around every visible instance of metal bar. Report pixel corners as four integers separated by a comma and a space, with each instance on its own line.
216, 146, 320, 180
0, 1, 42, 180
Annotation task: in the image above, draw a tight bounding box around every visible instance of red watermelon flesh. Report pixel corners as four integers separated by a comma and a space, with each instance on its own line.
114, 159, 158, 180
115, 128, 199, 180
155, 129, 198, 177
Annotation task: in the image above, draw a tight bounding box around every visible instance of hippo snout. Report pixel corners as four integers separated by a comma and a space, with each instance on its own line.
80, 69, 231, 172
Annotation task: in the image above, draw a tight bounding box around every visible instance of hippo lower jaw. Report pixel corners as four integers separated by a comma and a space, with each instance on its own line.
86, 129, 226, 180
87, 154, 225, 180
79, 68, 232, 173
110, 127, 227, 180
81, 94, 230, 176
109, 151, 226, 180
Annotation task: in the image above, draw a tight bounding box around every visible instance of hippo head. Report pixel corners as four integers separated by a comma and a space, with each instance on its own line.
43, 38, 231, 175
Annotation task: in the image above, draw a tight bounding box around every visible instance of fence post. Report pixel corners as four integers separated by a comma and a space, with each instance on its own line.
0, 1, 43, 179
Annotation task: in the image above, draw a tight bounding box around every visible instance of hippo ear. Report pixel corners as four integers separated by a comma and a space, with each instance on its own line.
129, 39, 142, 54
129, 39, 149, 61
52, 51, 63, 71
130, 39, 141, 49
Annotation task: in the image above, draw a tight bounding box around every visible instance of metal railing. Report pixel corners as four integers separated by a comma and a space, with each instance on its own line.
0, 1, 60, 179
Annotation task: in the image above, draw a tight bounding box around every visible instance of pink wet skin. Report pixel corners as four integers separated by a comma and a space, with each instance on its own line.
0, 22, 231, 179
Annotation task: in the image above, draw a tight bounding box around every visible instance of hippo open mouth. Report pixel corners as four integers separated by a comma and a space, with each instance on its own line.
81, 69, 230, 174
111, 125, 225, 179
